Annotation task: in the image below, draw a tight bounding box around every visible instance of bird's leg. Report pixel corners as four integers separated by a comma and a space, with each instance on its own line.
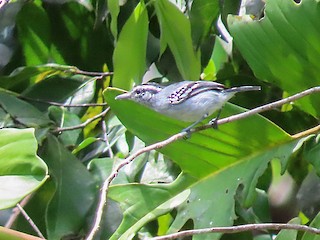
209, 109, 222, 129
181, 113, 209, 138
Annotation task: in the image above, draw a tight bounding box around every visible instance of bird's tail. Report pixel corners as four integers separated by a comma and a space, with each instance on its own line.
224, 86, 261, 93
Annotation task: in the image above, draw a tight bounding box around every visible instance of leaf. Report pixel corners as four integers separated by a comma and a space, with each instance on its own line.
301, 211, 320, 240
112, 2, 148, 90
40, 134, 96, 239
108, 138, 301, 240
48, 106, 82, 146
0, 128, 48, 209
108, 0, 120, 39
0, 90, 52, 128
0, 64, 79, 90
105, 87, 311, 239
190, 0, 219, 47
228, 0, 320, 117
154, 0, 201, 80
275, 218, 300, 240
21, 74, 93, 111
16, 3, 51, 66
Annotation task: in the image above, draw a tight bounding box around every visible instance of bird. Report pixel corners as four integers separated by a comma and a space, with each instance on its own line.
116, 80, 261, 133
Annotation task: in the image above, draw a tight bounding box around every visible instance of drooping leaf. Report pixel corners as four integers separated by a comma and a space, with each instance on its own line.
112, 2, 148, 90
154, 0, 201, 80
40, 134, 96, 240
0, 128, 48, 209
190, 0, 219, 47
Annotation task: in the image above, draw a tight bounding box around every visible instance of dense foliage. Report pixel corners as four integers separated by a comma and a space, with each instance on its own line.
0, 0, 320, 239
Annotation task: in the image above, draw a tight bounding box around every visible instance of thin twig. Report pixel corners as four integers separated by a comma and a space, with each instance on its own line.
20, 96, 108, 107
196, 86, 320, 132
101, 120, 114, 158
5, 195, 32, 228
86, 86, 320, 240
53, 108, 110, 133
16, 204, 46, 239
149, 223, 320, 240
70, 68, 113, 77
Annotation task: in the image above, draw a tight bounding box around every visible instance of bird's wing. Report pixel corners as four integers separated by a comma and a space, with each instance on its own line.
168, 81, 226, 104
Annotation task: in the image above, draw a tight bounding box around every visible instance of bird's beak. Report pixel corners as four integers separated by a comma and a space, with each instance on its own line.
115, 92, 131, 100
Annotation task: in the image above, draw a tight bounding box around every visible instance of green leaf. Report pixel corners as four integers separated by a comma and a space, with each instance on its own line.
0, 64, 80, 90
303, 136, 320, 176
112, 2, 148, 90
228, 0, 320, 117
190, 0, 219, 47
275, 218, 300, 240
154, 0, 201, 80
301, 211, 320, 240
108, 0, 120, 39
105, 87, 310, 239
0, 128, 48, 209
40, 134, 96, 240
48, 106, 82, 146
16, 3, 51, 65
108, 138, 301, 240
0, 90, 52, 128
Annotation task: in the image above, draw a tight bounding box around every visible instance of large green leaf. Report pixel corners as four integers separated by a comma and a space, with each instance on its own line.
112, 2, 148, 90
154, 0, 201, 80
0, 128, 48, 209
40, 135, 96, 239
228, 0, 320, 117
108, 140, 302, 239
105, 87, 310, 239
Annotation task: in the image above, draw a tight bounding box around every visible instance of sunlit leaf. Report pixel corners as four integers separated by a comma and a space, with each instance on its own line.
0, 128, 48, 209
112, 2, 148, 90
228, 0, 320, 116
154, 0, 201, 80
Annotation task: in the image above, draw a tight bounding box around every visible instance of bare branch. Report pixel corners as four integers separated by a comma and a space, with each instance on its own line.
16, 204, 46, 239
149, 223, 320, 240
20, 96, 108, 107
53, 108, 110, 133
70, 68, 113, 77
86, 86, 320, 240
101, 120, 114, 158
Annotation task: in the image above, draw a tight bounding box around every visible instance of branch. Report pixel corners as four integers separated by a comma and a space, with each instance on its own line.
149, 223, 320, 240
53, 108, 109, 133
85, 86, 320, 240
5, 196, 45, 239
70, 68, 113, 77
16, 204, 46, 239
20, 96, 108, 107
